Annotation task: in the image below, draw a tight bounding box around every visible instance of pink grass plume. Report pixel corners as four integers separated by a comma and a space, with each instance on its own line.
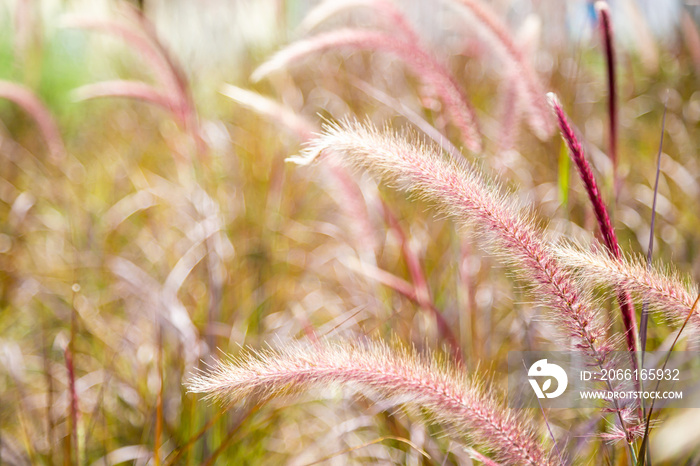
293, 121, 641, 445
302, 0, 421, 46
292, 120, 611, 365
452, 0, 553, 140
187, 339, 553, 466
555, 244, 700, 338
252, 28, 482, 152
0, 81, 65, 162
220, 86, 461, 358
60, 15, 181, 100
219, 84, 316, 141
72, 80, 177, 116
63, 7, 204, 158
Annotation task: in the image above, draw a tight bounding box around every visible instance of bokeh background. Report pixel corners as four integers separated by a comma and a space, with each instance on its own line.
1, 0, 699, 464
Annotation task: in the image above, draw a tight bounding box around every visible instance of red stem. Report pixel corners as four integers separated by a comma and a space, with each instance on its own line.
64, 346, 79, 465
382, 205, 464, 364
597, 2, 618, 195
549, 94, 638, 356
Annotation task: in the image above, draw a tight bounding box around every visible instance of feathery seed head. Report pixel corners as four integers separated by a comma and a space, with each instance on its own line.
187, 339, 554, 466
555, 242, 700, 337
293, 120, 610, 363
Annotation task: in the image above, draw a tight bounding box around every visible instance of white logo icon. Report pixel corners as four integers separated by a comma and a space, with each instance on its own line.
528, 359, 568, 399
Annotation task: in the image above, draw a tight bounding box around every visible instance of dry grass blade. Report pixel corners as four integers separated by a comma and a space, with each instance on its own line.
305, 435, 432, 465
64, 344, 79, 465
187, 339, 553, 466
640, 105, 667, 354
466, 447, 503, 465
347, 258, 463, 363
638, 293, 700, 465
108, 256, 202, 362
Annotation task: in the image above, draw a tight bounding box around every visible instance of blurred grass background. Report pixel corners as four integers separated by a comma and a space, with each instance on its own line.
1, 0, 699, 464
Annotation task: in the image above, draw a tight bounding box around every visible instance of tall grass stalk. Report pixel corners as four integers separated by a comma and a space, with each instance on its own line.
595, 1, 618, 195
640, 106, 667, 355
548, 93, 638, 355
381, 205, 463, 362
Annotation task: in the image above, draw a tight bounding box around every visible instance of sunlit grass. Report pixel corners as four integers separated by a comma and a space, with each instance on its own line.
1, 1, 700, 464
